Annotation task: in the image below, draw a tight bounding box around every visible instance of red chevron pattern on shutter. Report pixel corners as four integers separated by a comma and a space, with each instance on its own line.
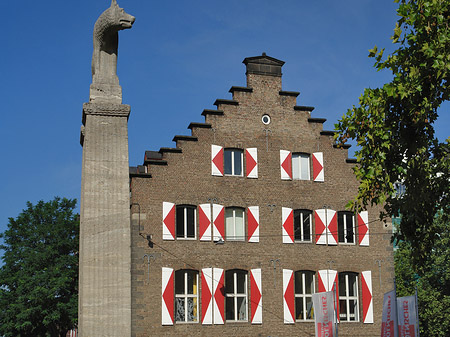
162, 202, 175, 240
282, 269, 295, 324
315, 209, 327, 245
247, 206, 259, 243
212, 204, 224, 241
199, 204, 212, 241
213, 268, 225, 324
250, 268, 262, 324
318, 269, 339, 322
361, 271, 373, 323
282, 207, 294, 243
312, 152, 324, 182
327, 210, 338, 245
280, 150, 292, 180
246, 148, 258, 178
161, 267, 174, 325
211, 145, 224, 176
358, 211, 369, 246
201, 268, 213, 324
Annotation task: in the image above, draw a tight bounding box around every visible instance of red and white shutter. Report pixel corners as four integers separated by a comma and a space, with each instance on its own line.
282, 269, 295, 324
282, 207, 294, 244
212, 204, 225, 242
280, 150, 292, 180
161, 267, 174, 325
358, 211, 369, 246
162, 202, 175, 240
246, 148, 258, 178
315, 209, 327, 245
199, 204, 212, 241
327, 209, 338, 245
211, 145, 224, 176
213, 268, 225, 324
247, 206, 259, 243
318, 269, 339, 322
361, 270, 373, 324
250, 268, 263, 324
312, 152, 324, 182
201, 268, 213, 325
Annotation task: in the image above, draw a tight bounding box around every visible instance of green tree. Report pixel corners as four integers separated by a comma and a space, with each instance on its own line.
335, 0, 450, 268
0, 197, 79, 337
395, 212, 450, 337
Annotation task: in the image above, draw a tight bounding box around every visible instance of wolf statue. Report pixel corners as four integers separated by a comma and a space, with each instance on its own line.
90, 0, 135, 103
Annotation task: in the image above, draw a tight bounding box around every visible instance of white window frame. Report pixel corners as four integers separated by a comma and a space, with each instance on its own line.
339, 273, 359, 322
294, 209, 312, 243
224, 148, 244, 176
176, 205, 197, 240
225, 207, 245, 241
338, 212, 355, 244
295, 271, 315, 321
292, 153, 310, 180
225, 270, 248, 322
175, 270, 199, 323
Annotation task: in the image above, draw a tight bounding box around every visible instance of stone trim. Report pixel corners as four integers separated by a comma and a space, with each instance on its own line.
320, 130, 335, 136
279, 90, 300, 97
346, 158, 357, 164
214, 99, 239, 106
308, 118, 327, 124
333, 144, 352, 149
202, 109, 224, 116
172, 135, 198, 142
188, 122, 212, 130
159, 147, 182, 154
82, 102, 131, 124
294, 105, 315, 112
229, 86, 253, 93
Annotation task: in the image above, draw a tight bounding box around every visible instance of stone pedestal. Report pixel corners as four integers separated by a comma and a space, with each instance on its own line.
79, 102, 131, 336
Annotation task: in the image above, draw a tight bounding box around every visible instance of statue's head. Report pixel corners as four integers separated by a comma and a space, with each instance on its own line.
107, 0, 135, 30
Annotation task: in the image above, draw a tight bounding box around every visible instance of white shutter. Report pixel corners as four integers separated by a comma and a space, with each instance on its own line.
282, 269, 295, 324
282, 207, 294, 244
162, 202, 175, 240
212, 204, 224, 241
362, 271, 374, 323
315, 209, 327, 245
358, 211, 370, 246
211, 145, 224, 176
201, 268, 213, 324
246, 148, 258, 178
199, 203, 212, 241
312, 152, 324, 182
250, 268, 263, 324
161, 267, 174, 325
247, 206, 259, 243
280, 150, 292, 180
212, 268, 225, 324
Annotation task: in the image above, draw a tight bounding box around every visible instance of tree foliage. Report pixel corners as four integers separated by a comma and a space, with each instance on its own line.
0, 197, 79, 337
335, 0, 450, 267
395, 212, 450, 337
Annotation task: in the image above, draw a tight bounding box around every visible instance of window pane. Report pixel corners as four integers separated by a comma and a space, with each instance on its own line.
186, 207, 195, 238
306, 297, 314, 319
187, 271, 197, 295
338, 274, 346, 296
339, 300, 347, 320
294, 211, 301, 241
187, 297, 197, 322
234, 151, 242, 175
235, 210, 244, 240
346, 214, 354, 243
225, 209, 234, 239
338, 212, 345, 242
292, 154, 300, 179
303, 211, 311, 241
224, 150, 232, 175
237, 271, 246, 293
294, 271, 303, 294
237, 297, 247, 320
226, 297, 234, 320
175, 271, 185, 294
304, 272, 314, 294
295, 297, 304, 320
176, 207, 185, 238
349, 300, 358, 321
175, 298, 185, 322
226, 271, 234, 294
300, 155, 310, 180
348, 274, 357, 296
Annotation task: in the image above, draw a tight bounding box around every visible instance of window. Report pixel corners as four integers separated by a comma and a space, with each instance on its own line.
292, 153, 310, 180
225, 207, 245, 241
338, 211, 355, 244
225, 270, 248, 321
176, 205, 196, 239
175, 270, 199, 323
294, 209, 312, 242
295, 271, 315, 321
339, 272, 359, 322
224, 149, 243, 176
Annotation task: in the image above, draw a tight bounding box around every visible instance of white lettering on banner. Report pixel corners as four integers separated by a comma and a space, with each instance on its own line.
381, 290, 398, 337
397, 295, 416, 337
313, 291, 335, 337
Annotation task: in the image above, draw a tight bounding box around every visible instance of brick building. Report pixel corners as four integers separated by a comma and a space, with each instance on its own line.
129, 54, 394, 336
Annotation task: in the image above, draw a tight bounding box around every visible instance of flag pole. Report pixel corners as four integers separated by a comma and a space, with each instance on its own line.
415, 287, 420, 337
334, 281, 338, 337
394, 277, 399, 337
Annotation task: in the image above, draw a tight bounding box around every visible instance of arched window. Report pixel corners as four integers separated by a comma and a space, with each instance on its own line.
339, 272, 359, 322
295, 270, 315, 321
225, 269, 248, 321
175, 270, 199, 323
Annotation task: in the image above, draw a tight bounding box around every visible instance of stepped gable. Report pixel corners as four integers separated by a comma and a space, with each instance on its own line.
129, 53, 355, 177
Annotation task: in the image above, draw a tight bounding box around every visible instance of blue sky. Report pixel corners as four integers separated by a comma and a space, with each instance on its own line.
0, 0, 448, 259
